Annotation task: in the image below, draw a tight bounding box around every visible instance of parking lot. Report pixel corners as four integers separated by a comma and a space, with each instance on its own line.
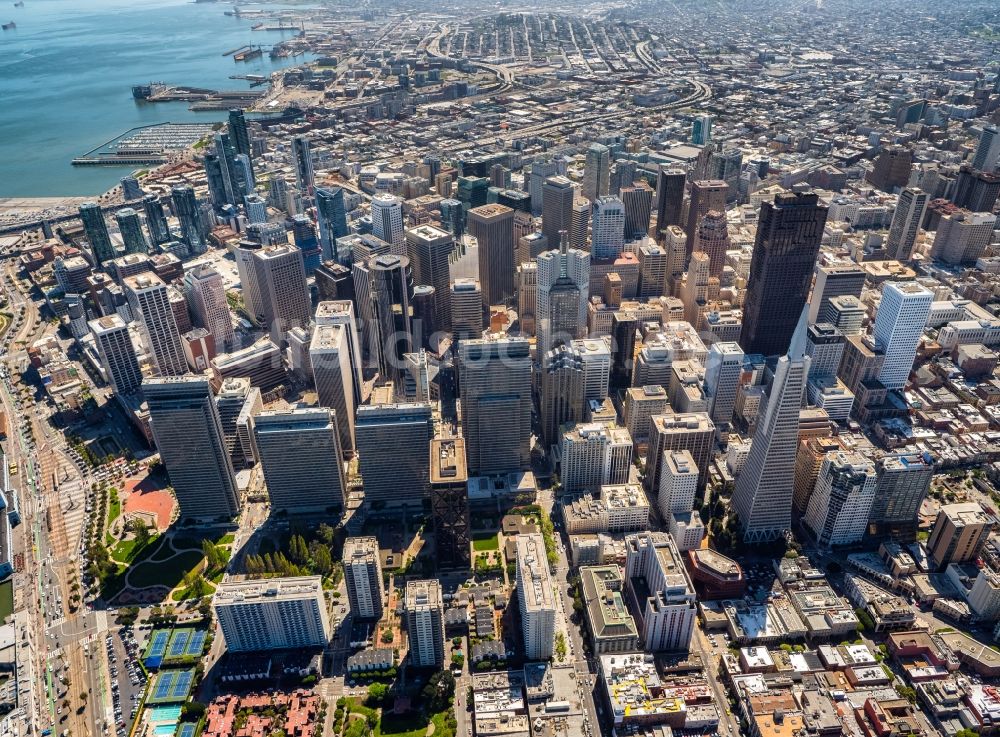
100, 627, 147, 736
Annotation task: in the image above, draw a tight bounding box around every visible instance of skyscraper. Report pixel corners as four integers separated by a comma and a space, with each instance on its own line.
684, 180, 728, 255
183, 264, 236, 352
930, 210, 997, 264
430, 437, 471, 569
703, 341, 743, 426
370, 254, 414, 381
927, 502, 992, 571
868, 453, 934, 542
740, 192, 828, 357
731, 308, 811, 543
691, 115, 712, 146
569, 196, 590, 251
120, 175, 143, 201
315, 186, 349, 262
645, 412, 715, 495
124, 272, 188, 376
252, 244, 311, 344
591, 196, 626, 259
405, 224, 454, 333
529, 160, 558, 215
621, 182, 654, 240
344, 537, 385, 621
886, 188, 929, 261
539, 345, 585, 446
637, 243, 667, 300
170, 184, 206, 255
867, 145, 914, 192
79, 202, 116, 265
972, 125, 1000, 172
953, 166, 1000, 213
291, 135, 314, 196
115, 208, 149, 255
315, 301, 364, 406
404, 579, 445, 667
254, 407, 346, 512
371, 193, 405, 254
624, 532, 696, 652
536, 236, 590, 358
144, 376, 240, 520
872, 281, 932, 391
516, 534, 556, 660
809, 261, 866, 325
468, 203, 516, 307
142, 194, 171, 245
655, 168, 686, 234
228, 108, 252, 159
692, 210, 730, 278
458, 336, 532, 475
356, 403, 433, 506
89, 315, 142, 396
450, 278, 483, 342
310, 323, 356, 455
804, 452, 877, 548
213, 576, 330, 653
582, 143, 611, 202
542, 175, 575, 248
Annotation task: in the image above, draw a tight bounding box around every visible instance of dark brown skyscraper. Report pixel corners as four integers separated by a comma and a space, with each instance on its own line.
684, 180, 728, 256
468, 204, 516, 307
866, 145, 913, 193
740, 192, 828, 357
430, 437, 471, 569
655, 168, 686, 235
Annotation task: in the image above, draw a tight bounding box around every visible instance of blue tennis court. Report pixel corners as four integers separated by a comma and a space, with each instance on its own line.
147, 668, 196, 704
143, 629, 171, 669
175, 725, 196, 737
166, 629, 191, 659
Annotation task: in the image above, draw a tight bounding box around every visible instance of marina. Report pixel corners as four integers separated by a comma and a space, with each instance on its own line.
71, 122, 216, 166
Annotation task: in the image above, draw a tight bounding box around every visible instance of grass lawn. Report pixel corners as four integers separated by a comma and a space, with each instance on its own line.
128, 550, 204, 589
376, 711, 428, 737
471, 533, 499, 552
111, 534, 162, 564
170, 578, 217, 602
431, 711, 456, 737
107, 490, 121, 529
0, 580, 13, 622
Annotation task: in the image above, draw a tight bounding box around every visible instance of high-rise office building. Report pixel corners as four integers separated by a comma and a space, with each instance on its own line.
637, 243, 667, 301
79, 202, 116, 265
144, 376, 240, 520
213, 131, 248, 207
516, 534, 556, 660
539, 345, 585, 446
658, 449, 699, 519
458, 336, 532, 475
89, 315, 142, 396
468, 204, 516, 307
115, 208, 149, 255
623, 385, 669, 443
439, 198, 465, 238
536, 236, 590, 357
972, 125, 1000, 172
624, 532, 696, 652
120, 175, 143, 201
314, 301, 364, 406
872, 281, 932, 391
529, 159, 558, 215
645, 412, 715, 495
214, 576, 330, 653
804, 323, 845, 384
405, 579, 445, 667
142, 194, 171, 245
691, 115, 712, 146
575, 337, 611, 402
868, 453, 934, 542
406, 224, 453, 333
315, 187, 349, 262
692, 210, 730, 278
253, 244, 311, 344
731, 309, 810, 543
953, 165, 1000, 213
215, 377, 261, 470
655, 168, 686, 234
450, 278, 483, 342
561, 422, 633, 494
591, 196, 626, 259
369, 254, 414, 381
343, 537, 385, 620
867, 145, 914, 192
430, 437, 471, 569
233, 240, 265, 326
930, 210, 997, 265
244, 194, 268, 224
456, 176, 489, 210
740, 192, 828, 357
542, 176, 575, 248
124, 272, 188, 376
183, 264, 235, 352
583, 143, 611, 202
927, 502, 992, 571
356, 403, 433, 505
170, 184, 206, 255
621, 182, 653, 240
613, 158, 637, 195
804, 452, 877, 548
291, 135, 314, 195
703, 341, 743, 426
684, 180, 728, 255
315, 262, 354, 303
371, 193, 405, 253
310, 323, 356, 455
570, 196, 590, 251
886, 188, 929, 261
254, 407, 346, 512
228, 108, 252, 159
809, 261, 866, 325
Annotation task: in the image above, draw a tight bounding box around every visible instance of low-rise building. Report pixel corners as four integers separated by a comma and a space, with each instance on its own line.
579, 565, 640, 654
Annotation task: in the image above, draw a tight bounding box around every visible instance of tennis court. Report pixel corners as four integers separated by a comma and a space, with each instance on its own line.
163, 628, 207, 662
147, 669, 195, 704
175, 725, 196, 737
142, 629, 171, 669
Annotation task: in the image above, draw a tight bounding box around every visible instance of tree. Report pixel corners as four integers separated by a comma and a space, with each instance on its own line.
366, 683, 389, 706
897, 686, 917, 703
132, 520, 151, 549
317, 523, 335, 545
314, 546, 333, 577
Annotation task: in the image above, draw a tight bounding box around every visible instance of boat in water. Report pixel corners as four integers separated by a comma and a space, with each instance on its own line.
2, 20, 15, 29
13, 2, 24, 7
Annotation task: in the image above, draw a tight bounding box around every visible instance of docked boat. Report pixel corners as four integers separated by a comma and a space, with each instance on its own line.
2, 20, 15, 29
